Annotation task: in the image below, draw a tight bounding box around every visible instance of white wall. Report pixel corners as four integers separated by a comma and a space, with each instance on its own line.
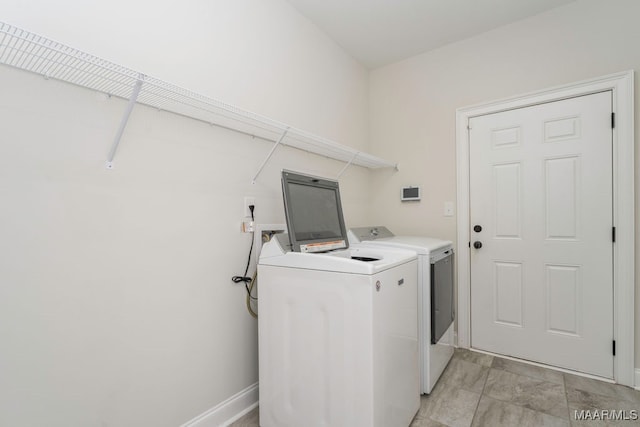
1, 0, 368, 150
369, 0, 640, 371
0, 1, 372, 426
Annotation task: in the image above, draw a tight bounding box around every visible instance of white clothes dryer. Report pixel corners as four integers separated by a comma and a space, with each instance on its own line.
258, 234, 420, 427
349, 226, 455, 394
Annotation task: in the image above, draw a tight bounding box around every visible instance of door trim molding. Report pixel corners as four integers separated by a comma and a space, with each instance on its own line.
455, 70, 635, 386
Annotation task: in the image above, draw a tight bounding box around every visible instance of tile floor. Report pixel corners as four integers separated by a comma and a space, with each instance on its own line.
230, 349, 640, 426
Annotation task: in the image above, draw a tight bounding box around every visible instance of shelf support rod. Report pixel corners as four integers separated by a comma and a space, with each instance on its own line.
337, 152, 360, 179
252, 128, 289, 184
106, 75, 145, 169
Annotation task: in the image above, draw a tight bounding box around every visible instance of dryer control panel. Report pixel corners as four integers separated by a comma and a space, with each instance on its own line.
349, 226, 395, 242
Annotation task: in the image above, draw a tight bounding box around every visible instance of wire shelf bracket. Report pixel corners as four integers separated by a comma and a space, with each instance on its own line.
106, 75, 144, 169
337, 151, 359, 179
252, 129, 289, 184
0, 21, 398, 179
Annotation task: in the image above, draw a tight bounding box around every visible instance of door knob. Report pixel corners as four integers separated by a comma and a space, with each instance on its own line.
474, 225, 482, 232
473, 241, 483, 249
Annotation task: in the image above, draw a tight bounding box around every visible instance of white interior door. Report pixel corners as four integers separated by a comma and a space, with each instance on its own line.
469, 91, 614, 379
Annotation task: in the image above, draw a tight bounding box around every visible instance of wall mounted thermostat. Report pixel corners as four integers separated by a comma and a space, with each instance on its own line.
401, 186, 421, 202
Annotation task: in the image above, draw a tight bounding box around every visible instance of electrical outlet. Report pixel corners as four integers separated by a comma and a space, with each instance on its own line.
244, 197, 255, 217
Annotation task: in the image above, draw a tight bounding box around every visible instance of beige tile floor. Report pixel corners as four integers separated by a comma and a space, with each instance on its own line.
231, 349, 640, 426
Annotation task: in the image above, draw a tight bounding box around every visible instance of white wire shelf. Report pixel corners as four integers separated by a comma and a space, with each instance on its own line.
0, 22, 397, 177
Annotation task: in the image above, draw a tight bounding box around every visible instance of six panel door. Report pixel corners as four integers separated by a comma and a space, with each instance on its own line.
469, 91, 614, 378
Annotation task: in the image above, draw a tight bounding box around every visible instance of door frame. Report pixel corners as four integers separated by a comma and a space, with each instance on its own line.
455, 71, 635, 386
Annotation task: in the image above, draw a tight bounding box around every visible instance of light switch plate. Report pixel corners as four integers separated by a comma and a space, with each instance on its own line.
444, 201, 454, 217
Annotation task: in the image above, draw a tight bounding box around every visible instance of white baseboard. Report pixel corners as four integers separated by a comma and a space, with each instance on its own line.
635, 369, 640, 391
181, 382, 259, 427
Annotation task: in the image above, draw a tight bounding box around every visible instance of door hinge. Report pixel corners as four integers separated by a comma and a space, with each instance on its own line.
613, 340, 616, 356
612, 226, 616, 243
611, 112, 615, 129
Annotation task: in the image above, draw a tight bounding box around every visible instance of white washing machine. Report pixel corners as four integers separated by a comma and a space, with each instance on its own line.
349, 226, 455, 394
258, 233, 420, 427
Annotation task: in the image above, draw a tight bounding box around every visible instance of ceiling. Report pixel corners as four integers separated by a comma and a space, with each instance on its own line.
286, 0, 577, 69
